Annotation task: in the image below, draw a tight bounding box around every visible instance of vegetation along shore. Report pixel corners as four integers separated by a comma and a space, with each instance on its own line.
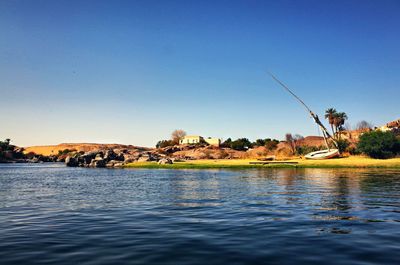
124, 157, 400, 169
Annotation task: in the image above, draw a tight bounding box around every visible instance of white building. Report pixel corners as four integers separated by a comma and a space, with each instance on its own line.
179, 135, 221, 147
179, 135, 203, 144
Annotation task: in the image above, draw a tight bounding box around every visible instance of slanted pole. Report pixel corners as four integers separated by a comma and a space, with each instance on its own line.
267, 71, 339, 150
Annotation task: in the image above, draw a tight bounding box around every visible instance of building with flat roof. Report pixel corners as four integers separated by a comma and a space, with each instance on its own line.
179, 135, 203, 145
179, 135, 220, 147
204, 137, 221, 147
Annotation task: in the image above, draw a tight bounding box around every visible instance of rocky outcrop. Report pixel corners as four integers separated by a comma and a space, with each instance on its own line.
170, 146, 245, 160
64, 148, 170, 168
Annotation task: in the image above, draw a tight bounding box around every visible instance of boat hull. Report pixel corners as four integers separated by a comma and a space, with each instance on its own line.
304, 149, 340, 160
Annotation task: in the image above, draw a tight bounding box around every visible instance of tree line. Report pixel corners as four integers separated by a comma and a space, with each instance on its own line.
156, 129, 280, 151
221, 138, 279, 151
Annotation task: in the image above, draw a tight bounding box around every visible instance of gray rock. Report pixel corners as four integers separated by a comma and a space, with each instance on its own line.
124, 154, 139, 163
137, 156, 151, 162
104, 150, 118, 161
106, 160, 120, 167
116, 153, 125, 161
30, 157, 40, 163
79, 152, 96, 164
158, 158, 173, 165
94, 153, 104, 161
138, 152, 159, 162
95, 159, 106, 167
65, 156, 79, 167
89, 158, 106, 168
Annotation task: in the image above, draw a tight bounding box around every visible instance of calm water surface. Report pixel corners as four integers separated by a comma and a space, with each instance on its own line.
0, 164, 399, 264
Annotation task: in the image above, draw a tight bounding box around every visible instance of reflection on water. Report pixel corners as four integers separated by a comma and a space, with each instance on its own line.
0, 164, 399, 264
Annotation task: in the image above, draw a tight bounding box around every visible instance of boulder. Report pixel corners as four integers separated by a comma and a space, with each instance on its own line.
30, 157, 40, 163
65, 156, 79, 167
106, 160, 121, 167
163, 146, 181, 154
123, 154, 139, 163
95, 159, 106, 167
104, 150, 118, 161
137, 156, 151, 162
113, 162, 124, 167
79, 152, 97, 164
145, 152, 159, 161
136, 152, 159, 162
158, 158, 173, 165
89, 158, 106, 168
115, 153, 125, 161
94, 153, 104, 161
48, 155, 58, 162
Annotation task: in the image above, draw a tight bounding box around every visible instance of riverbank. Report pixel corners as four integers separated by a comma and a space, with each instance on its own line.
124, 156, 400, 169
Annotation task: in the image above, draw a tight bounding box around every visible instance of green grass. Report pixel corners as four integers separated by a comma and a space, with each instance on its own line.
124, 157, 400, 169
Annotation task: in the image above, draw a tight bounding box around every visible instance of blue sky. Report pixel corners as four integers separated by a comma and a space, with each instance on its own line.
1, 0, 399, 147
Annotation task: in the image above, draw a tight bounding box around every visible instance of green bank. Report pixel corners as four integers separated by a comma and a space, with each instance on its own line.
124, 157, 400, 169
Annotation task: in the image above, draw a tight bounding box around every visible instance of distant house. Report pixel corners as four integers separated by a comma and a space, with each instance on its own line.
180, 135, 203, 145
179, 135, 221, 147
204, 137, 221, 147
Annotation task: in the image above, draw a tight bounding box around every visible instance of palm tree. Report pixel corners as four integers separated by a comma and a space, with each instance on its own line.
333, 112, 348, 139
325, 108, 337, 135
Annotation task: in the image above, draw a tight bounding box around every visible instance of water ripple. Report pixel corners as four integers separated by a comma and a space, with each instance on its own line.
0, 165, 399, 264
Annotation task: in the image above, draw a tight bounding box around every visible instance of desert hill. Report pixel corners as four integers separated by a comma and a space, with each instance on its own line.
24, 143, 150, 156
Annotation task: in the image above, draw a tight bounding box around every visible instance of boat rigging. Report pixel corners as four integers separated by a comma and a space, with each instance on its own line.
267, 72, 339, 159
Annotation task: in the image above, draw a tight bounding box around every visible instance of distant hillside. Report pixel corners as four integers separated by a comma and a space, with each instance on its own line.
24, 143, 150, 156
297, 136, 326, 147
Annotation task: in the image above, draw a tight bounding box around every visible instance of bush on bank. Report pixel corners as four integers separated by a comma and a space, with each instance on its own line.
357, 131, 400, 159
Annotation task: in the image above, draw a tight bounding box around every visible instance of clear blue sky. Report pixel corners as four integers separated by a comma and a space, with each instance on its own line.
1, 0, 399, 147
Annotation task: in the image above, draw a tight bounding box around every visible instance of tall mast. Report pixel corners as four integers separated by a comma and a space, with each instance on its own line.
267, 72, 338, 149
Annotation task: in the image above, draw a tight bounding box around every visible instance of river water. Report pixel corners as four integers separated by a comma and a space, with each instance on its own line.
0, 164, 399, 264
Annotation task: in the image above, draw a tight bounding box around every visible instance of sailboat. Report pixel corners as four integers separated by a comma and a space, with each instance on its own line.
268, 72, 340, 160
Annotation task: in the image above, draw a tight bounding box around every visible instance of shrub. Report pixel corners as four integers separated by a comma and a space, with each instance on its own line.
57, 149, 76, 156
156, 140, 175, 148
221, 138, 253, 151
265, 139, 279, 150
357, 130, 400, 159
336, 139, 350, 153
295, 145, 320, 155
0, 139, 16, 160
221, 138, 232, 148
253, 138, 279, 150
253, 139, 266, 147
0, 139, 12, 151
230, 138, 253, 151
